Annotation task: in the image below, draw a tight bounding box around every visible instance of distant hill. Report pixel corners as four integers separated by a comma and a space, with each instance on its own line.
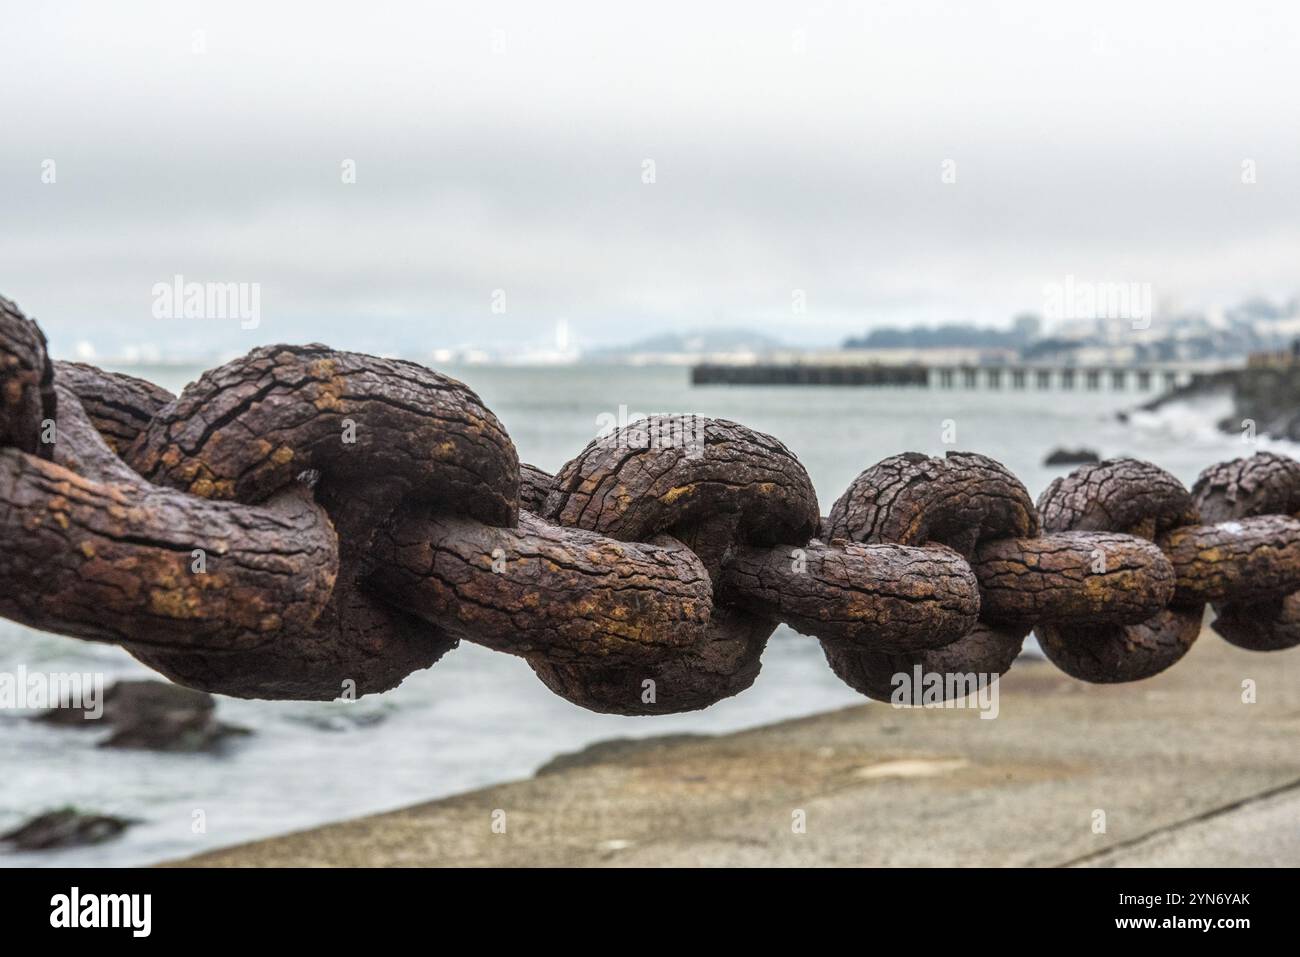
843, 323, 1027, 350
596, 329, 785, 356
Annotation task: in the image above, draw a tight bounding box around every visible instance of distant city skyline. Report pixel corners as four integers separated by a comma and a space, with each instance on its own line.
52, 288, 1300, 369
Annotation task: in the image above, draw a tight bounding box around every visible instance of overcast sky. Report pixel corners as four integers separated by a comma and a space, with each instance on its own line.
2, 1, 1298, 357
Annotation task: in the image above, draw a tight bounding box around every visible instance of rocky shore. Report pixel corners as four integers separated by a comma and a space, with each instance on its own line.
1, 679, 252, 853
1134, 359, 1300, 441
164, 628, 1300, 867
38, 679, 249, 752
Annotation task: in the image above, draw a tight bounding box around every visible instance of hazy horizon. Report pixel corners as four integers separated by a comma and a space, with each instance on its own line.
4, 1, 1298, 359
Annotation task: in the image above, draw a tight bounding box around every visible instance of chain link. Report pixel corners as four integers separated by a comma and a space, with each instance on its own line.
3, 296, 1298, 713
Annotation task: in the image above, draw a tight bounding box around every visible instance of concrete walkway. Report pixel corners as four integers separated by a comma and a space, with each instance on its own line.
168, 629, 1300, 867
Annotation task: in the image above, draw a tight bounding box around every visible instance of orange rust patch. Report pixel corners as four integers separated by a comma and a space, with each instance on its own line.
149, 588, 202, 619
660, 485, 693, 505
309, 359, 346, 412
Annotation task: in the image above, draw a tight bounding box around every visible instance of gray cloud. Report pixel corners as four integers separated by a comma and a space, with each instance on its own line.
3, 0, 1298, 357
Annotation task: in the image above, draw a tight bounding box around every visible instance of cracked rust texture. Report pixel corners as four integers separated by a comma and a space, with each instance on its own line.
972, 531, 1175, 627
373, 510, 712, 666
826, 451, 1038, 557
720, 539, 979, 651
817, 452, 1037, 699
1034, 459, 1204, 682
822, 621, 1028, 703
544, 416, 819, 558
1, 383, 338, 656
54, 361, 175, 454
0, 295, 56, 458
529, 417, 819, 712
1190, 452, 1300, 651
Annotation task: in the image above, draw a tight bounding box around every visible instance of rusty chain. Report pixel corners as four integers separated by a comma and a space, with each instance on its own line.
3, 296, 1299, 714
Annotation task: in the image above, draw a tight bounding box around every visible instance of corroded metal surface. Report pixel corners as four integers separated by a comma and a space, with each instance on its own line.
2, 297, 1298, 712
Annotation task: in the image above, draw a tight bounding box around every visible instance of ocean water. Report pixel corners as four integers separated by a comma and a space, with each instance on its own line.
1, 365, 1289, 867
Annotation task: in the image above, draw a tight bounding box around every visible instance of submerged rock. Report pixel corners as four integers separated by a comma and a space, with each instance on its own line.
102, 710, 251, 752
286, 707, 391, 732
1044, 447, 1101, 466
37, 679, 250, 752
1, 808, 134, 851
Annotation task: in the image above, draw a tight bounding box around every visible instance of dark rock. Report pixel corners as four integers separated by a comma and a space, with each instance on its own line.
1, 808, 134, 851
36, 679, 250, 752
38, 677, 209, 726
1138, 363, 1300, 442
1230, 364, 1300, 440
102, 712, 251, 752
1044, 447, 1101, 466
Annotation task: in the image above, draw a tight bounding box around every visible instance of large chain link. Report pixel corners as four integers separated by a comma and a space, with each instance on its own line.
3, 297, 1298, 713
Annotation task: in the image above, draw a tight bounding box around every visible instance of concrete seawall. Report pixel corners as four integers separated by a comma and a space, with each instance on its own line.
168, 631, 1300, 867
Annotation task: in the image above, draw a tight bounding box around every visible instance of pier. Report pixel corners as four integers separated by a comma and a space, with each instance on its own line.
692, 361, 1234, 393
